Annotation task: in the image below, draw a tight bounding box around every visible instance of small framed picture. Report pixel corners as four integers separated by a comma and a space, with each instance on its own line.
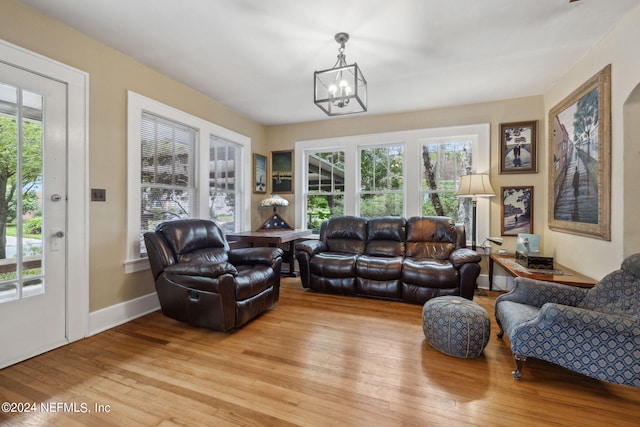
501, 186, 534, 236
253, 153, 267, 194
271, 150, 294, 193
499, 121, 537, 174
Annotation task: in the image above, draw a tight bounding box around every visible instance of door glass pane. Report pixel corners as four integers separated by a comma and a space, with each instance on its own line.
0, 84, 44, 303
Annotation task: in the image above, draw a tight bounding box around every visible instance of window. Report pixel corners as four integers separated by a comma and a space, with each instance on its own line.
127, 91, 250, 272
359, 144, 404, 217
421, 139, 473, 232
305, 150, 345, 232
295, 124, 490, 244
140, 113, 196, 255
209, 136, 241, 233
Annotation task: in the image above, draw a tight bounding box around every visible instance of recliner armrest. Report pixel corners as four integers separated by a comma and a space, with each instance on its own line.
164, 261, 238, 277
449, 248, 481, 268
228, 247, 283, 266
295, 239, 328, 257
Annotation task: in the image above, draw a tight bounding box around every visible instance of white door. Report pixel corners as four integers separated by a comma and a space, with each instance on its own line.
0, 61, 68, 368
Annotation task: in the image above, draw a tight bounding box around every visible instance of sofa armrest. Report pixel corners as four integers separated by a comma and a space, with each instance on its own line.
515, 303, 640, 341
228, 247, 283, 266
164, 261, 238, 278
449, 248, 481, 268
538, 303, 640, 337
496, 277, 588, 308
295, 239, 328, 257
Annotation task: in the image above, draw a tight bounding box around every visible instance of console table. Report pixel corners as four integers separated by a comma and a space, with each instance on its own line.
489, 253, 596, 290
226, 229, 312, 276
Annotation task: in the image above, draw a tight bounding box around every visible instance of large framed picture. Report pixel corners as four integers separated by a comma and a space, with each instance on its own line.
271, 150, 294, 193
253, 153, 267, 194
548, 64, 611, 241
499, 121, 537, 174
501, 186, 533, 236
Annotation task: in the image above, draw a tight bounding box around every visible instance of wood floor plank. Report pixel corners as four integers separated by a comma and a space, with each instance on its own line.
1, 278, 639, 426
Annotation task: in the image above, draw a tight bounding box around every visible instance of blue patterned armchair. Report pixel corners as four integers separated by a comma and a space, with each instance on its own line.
495, 253, 640, 388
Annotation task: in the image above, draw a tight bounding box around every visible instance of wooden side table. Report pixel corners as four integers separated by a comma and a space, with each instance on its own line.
489, 253, 596, 290
226, 229, 312, 276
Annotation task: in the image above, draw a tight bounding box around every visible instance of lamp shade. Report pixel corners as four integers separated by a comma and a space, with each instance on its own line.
456, 174, 495, 198
260, 194, 289, 207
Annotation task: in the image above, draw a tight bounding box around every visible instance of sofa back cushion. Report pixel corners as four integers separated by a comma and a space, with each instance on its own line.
365, 217, 406, 257
324, 216, 367, 255
156, 219, 229, 263
578, 255, 640, 317
405, 216, 457, 260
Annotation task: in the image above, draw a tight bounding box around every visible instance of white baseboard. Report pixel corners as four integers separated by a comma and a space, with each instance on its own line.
88, 292, 160, 336
477, 273, 514, 292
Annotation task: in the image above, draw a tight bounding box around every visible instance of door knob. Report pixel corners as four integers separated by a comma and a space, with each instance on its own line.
53, 231, 65, 238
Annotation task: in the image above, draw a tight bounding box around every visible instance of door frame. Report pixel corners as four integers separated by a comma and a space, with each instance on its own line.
1, 39, 89, 342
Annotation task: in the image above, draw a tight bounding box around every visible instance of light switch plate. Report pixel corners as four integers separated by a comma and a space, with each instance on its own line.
91, 188, 106, 201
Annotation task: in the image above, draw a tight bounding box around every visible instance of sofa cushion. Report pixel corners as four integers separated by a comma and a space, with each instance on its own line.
356, 255, 403, 280
365, 217, 406, 257
325, 216, 367, 254
405, 216, 456, 260
402, 258, 459, 288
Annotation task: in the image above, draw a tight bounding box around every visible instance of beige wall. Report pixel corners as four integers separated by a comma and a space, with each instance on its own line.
0, 0, 268, 311
542, 4, 640, 280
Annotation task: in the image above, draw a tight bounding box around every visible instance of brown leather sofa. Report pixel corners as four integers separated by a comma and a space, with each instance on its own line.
295, 216, 481, 304
144, 219, 283, 331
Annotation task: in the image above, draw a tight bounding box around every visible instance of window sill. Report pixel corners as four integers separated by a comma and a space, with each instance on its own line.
124, 257, 150, 274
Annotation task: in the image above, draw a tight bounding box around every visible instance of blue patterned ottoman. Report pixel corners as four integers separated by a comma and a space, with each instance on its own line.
422, 296, 490, 358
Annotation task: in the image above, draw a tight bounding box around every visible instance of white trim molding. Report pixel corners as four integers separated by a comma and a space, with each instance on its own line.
88, 292, 160, 336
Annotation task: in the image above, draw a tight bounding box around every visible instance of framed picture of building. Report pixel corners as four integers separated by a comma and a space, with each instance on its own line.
499, 121, 537, 174
501, 186, 533, 236
253, 153, 267, 194
548, 64, 611, 240
271, 150, 294, 193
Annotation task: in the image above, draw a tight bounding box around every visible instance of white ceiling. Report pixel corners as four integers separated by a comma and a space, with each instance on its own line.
17, 0, 640, 125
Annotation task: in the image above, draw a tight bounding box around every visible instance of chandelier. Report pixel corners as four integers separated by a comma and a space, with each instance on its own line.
314, 32, 367, 116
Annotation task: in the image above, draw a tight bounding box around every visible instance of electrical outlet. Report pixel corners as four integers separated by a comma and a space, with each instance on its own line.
91, 188, 106, 201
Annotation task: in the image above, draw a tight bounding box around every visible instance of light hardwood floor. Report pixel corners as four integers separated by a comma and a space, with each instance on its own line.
1, 278, 639, 426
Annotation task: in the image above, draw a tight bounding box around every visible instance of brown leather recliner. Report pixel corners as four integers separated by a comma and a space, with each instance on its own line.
144, 219, 283, 331
296, 216, 481, 304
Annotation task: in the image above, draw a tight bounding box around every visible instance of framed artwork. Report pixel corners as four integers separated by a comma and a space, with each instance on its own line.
271, 150, 294, 193
548, 64, 611, 241
253, 153, 267, 194
499, 121, 538, 174
501, 186, 534, 236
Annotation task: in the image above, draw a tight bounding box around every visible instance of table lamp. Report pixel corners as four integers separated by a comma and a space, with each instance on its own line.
259, 194, 292, 230
456, 174, 495, 251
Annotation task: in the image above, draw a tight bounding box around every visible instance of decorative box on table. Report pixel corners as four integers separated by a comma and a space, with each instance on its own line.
516, 251, 554, 270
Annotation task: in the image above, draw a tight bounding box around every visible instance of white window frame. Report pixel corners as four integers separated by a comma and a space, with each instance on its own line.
295, 123, 491, 243
358, 142, 405, 217
125, 91, 251, 273
208, 135, 243, 233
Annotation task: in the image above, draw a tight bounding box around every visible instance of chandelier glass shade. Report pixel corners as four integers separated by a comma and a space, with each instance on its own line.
314, 33, 367, 116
